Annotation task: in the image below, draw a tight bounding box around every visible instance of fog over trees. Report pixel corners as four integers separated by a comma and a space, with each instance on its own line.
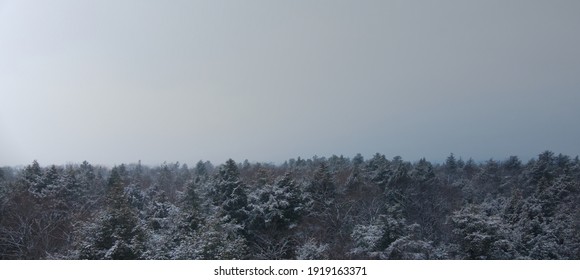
1, 151, 579, 259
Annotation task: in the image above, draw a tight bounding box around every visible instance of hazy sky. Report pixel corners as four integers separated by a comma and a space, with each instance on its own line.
1, 0, 580, 166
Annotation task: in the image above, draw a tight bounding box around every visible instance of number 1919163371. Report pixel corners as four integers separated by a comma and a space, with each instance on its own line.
307, 267, 367, 276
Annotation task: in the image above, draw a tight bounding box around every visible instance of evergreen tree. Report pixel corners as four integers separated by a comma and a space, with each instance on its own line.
78, 167, 145, 259
503, 156, 522, 175
450, 204, 518, 259
211, 159, 249, 225
411, 158, 436, 185
462, 158, 479, 179
445, 153, 458, 183
23, 160, 43, 195
252, 173, 304, 231
352, 153, 364, 167
366, 153, 391, 187
306, 163, 336, 212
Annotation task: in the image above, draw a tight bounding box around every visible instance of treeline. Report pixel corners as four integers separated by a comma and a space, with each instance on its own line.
1, 151, 579, 259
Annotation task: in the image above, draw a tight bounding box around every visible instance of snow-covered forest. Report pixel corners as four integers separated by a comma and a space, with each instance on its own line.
1, 151, 579, 259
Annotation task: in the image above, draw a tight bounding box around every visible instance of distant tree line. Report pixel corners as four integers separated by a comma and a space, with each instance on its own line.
1, 151, 579, 259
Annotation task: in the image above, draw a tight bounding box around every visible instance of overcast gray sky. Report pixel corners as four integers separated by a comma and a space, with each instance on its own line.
1, 0, 580, 166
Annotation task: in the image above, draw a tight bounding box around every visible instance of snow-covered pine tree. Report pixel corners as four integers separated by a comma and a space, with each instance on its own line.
78, 167, 146, 259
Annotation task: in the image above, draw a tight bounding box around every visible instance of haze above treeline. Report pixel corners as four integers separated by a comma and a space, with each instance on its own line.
2, 1, 580, 166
